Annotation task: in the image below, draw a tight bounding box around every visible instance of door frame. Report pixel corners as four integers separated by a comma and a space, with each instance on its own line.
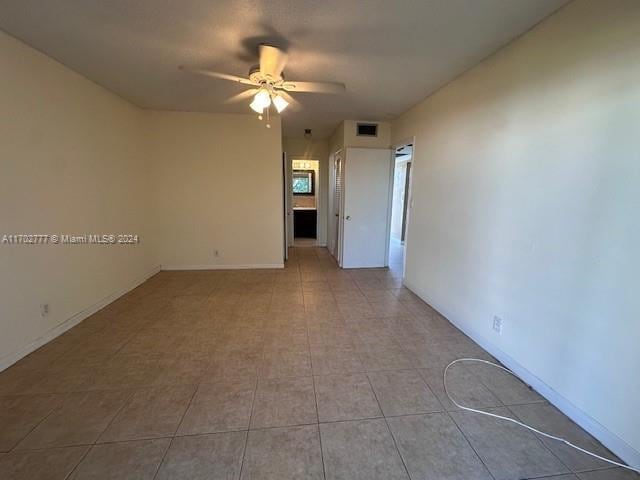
290, 157, 322, 246
388, 137, 416, 279
401, 161, 412, 242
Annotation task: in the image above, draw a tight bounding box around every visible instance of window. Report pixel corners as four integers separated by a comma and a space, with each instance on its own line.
293, 170, 315, 195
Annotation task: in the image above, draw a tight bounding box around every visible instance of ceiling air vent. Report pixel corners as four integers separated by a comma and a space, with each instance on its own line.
356, 123, 378, 137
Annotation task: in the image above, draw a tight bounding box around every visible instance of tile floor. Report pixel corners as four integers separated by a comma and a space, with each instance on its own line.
0, 247, 636, 480
293, 237, 318, 247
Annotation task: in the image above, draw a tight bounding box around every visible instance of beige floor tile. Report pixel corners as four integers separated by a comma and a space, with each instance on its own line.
355, 343, 413, 371
177, 378, 255, 435
205, 349, 263, 380
367, 370, 443, 416
388, 413, 492, 480
28, 364, 101, 394
450, 407, 569, 480
310, 344, 364, 375
156, 432, 246, 480
510, 402, 621, 472
251, 376, 317, 429
259, 348, 312, 379
98, 385, 196, 442
16, 390, 132, 449
578, 469, 640, 479
0, 366, 44, 396
69, 438, 170, 480
241, 425, 323, 480
466, 362, 545, 405
0, 394, 65, 451
419, 366, 502, 411
320, 418, 409, 480
0, 446, 87, 480
315, 373, 382, 422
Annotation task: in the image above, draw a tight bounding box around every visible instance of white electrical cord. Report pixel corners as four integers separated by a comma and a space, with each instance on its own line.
444, 358, 640, 474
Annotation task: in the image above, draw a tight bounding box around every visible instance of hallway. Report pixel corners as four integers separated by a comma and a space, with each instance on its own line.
0, 247, 628, 479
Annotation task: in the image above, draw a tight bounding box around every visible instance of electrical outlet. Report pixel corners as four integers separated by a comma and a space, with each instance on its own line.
492, 315, 503, 335
40, 303, 49, 317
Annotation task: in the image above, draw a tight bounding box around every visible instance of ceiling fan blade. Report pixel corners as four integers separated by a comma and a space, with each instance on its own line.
276, 90, 302, 111
224, 89, 259, 104
280, 81, 346, 94
178, 66, 258, 86
259, 44, 288, 79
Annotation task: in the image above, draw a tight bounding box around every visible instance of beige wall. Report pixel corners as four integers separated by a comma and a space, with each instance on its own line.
284, 138, 329, 245
329, 120, 391, 153
0, 30, 157, 369
343, 120, 391, 149
392, 0, 640, 463
149, 112, 284, 268
1, 32, 286, 369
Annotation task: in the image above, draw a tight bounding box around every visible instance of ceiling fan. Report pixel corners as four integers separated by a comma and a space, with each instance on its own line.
180, 44, 346, 127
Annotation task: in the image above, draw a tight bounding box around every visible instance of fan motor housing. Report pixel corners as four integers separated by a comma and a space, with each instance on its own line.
249, 65, 283, 84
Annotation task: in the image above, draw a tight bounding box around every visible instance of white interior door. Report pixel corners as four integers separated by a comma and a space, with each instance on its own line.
342, 147, 392, 268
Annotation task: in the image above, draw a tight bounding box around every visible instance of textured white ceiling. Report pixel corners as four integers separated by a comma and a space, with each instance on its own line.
0, 0, 568, 138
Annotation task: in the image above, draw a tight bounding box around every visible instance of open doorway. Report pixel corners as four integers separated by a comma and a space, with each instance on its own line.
291, 159, 320, 247
389, 143, 413, 276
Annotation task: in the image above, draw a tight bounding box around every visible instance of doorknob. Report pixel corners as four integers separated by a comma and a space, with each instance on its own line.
345, 215, 351, 220
335, 214, 339, 217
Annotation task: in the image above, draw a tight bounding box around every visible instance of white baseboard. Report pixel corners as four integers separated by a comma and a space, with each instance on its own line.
0, 264, 162, 372
403, 279, 640, 470
161, 264, 284, 271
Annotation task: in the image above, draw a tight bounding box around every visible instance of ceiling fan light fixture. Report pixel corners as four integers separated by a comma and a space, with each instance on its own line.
249, 98, 264, 113
272, 94, 289, 113
253, 88, 271, 109
181, 44, 347, 128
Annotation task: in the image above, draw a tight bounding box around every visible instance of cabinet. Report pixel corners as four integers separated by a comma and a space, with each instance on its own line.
293, 209, 317, 238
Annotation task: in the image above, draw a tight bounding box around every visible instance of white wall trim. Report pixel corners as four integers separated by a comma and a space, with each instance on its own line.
0, 264, 162, 372
403, 279, 640, 470
161, 264, 285, 271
